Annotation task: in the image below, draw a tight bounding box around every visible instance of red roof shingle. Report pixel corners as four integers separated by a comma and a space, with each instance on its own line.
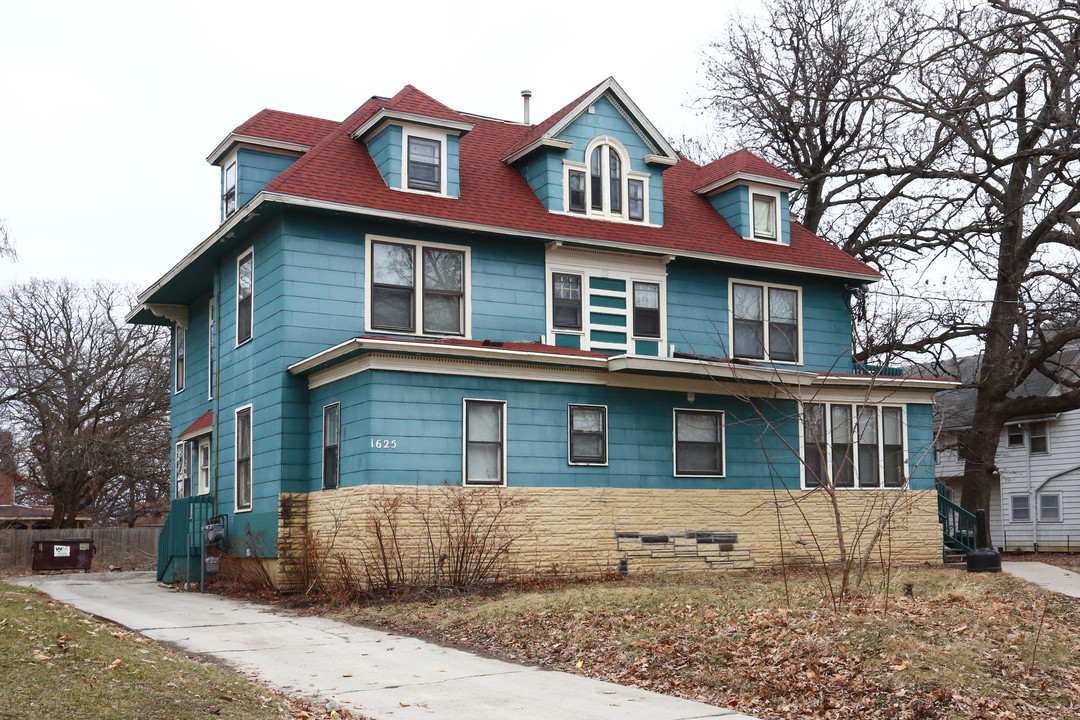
694, 148, 801, 191
233, 109, 339, 148
242, 85, 876, 279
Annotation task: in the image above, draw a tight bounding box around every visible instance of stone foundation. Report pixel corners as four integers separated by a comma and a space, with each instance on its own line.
275, 485, 941, 591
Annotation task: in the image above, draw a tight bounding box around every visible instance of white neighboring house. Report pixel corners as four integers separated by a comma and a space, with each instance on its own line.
936, 351, 1080, 552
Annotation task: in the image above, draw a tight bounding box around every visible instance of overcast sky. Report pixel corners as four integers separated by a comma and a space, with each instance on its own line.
0, 0, 747, 293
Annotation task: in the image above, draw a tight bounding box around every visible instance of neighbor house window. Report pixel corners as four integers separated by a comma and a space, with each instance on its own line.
369, 238, 467, 336
804, 403, 905, 489
236, 250, 253, 345
1007, 424, 1024, 447
174, 325, 186, 393
223, 161, 237, 217
464, 400, 505, 485
175, 441, 190, 498
752, 192, 777, 240
674, 409, 724, 476
731, 281, 799, 362
322, 403, 340, 490
1028, 421, 1048, 454
1038, 493, 1061, 522
1011, 494, 1031, 522
552, 273, 582, 330
569, 404, 607, 465
235, 406, 252, 511
407, 137, 441, 192
197, 438, 210, 496
633, 282, 661, 338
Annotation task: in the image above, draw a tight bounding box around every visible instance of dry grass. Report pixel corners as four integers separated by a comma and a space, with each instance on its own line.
332, 567, 1080, 719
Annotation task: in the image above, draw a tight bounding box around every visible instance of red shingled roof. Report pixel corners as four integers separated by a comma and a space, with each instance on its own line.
247, 85, 875, 279
180, 410, 213, 438
501, 81, 603, 159
233, 109, 339, 147
694, 149, 800, 191
380, 85, 470, 124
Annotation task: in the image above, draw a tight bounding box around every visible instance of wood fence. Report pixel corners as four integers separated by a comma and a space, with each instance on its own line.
0, 527, 160, 573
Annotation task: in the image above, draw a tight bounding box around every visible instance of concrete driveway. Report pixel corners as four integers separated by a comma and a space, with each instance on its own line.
12, 572, 757, 720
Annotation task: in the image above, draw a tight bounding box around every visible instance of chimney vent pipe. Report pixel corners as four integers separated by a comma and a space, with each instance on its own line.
521, 89, 532, 124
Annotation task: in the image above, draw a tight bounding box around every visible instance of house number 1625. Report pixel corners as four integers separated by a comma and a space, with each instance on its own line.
370, 438, 398, 449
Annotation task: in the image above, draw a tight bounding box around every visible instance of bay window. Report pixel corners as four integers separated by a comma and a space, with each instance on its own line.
804, 403, 906, 489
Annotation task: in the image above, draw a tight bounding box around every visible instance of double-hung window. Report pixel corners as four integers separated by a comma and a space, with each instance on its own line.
464, 400, 505, 485
1011, 494, 1031, 522
174, 325, 186, 393
1007, 424, 1024, 447
1028, 421, 1049, 454
633, 282, 661, 338
674, 409, 724, 476
569, 404, 607, 465
407, 137, 441, 192
1038, 493, 1061, 522
731, 282, 799, 362
752, 192, 777, 241
568, 171, 586, 213
552, 273, 582, 330
322, 403, 340, 490
804, 403, 905, 489
370, 239, 467, 336
235, 406, 252, 512
197, 438, 210, 495
237, 250, 254, 345
223, 161, 237, 217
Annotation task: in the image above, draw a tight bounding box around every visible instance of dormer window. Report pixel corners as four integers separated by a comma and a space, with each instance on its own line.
565, 137, 649, 223
223, 161, 237, 217
751, 190, 780, 242
407, 137, 441, 192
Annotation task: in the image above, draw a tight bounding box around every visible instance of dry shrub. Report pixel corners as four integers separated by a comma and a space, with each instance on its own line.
292, 485, 534, 601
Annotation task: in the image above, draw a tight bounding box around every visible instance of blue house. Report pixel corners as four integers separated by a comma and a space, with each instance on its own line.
129, 79, 949, 583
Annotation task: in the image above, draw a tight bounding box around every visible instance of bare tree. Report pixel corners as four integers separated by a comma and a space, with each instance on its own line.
0, 219, 14, 261
0, 279, 170, 527
699, 0, 1080, 537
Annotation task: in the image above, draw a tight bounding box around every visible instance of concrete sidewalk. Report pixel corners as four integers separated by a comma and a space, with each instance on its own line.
1002, 561, 1080, 598
12, 572, 756, 720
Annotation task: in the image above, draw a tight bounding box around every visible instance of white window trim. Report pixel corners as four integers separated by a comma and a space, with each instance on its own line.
462, 398, 507, 487
1037, 491, 1062, 523
236, 249, 254, 348
728, 278, 803, 365
567, 403, 609, 467
364, 234, 472, 339
197, 437, 211, 496
799, 402, 908, 490
673, 408, 726, 478
234, 404, 253, 513
399, 124, 450, 197
174, 325, 186, 394
544, 247, 668, 356
557, 136, 653, 226
748, 185, 783, 244
1010, 493, 1032, 523
322, 402, 341, 490
207, 298, 215, 400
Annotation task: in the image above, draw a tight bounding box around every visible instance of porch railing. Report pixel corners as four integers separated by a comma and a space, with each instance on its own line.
157, 495, 213, 583
936, 482, 977, 560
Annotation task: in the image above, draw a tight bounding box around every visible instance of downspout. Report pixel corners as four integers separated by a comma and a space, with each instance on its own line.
212, 267, 221, 518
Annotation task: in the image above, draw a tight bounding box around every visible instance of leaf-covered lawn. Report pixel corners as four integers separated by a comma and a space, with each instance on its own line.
336, 568, 1080, 719
0, 582, 296, 720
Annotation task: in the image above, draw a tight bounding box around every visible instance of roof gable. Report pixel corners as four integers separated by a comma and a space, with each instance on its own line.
694, 149, 801, 195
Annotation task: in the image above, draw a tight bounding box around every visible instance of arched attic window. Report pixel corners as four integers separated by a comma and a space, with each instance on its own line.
567, 137, 646, 222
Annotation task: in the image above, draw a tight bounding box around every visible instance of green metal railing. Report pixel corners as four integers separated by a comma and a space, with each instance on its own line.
157, 495, 213, 582
936, 482, 977, 561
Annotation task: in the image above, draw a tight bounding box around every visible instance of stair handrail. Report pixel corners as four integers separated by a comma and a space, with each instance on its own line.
936, 483, 978, 554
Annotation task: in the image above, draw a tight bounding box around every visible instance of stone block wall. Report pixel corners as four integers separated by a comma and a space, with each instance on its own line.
275, 485, 941, 591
